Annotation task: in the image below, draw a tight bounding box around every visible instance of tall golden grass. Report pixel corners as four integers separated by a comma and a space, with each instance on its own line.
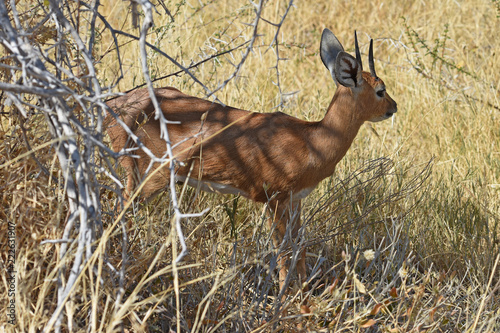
1, 0, 499, 331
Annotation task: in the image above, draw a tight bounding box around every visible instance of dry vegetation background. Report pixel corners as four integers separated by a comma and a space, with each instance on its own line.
1, 0, 499, 331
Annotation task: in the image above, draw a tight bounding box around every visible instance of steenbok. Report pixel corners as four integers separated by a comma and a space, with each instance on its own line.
106, 29, 397, 292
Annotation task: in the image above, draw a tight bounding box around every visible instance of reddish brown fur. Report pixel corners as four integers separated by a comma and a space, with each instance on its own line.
106, 39, 397, 293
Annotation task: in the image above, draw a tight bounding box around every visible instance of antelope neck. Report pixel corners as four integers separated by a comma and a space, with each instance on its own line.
314, 88, 364, 163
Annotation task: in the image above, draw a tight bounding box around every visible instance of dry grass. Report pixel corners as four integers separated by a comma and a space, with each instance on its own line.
1, 0, 499, 331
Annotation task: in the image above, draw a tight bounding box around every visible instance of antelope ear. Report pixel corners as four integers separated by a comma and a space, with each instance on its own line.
334, 52, 363, 88
320, 29, 344, 84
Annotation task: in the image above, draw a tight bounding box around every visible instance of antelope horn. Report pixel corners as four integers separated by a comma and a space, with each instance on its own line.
354, 31, 363, 71
369, 39, 378, 79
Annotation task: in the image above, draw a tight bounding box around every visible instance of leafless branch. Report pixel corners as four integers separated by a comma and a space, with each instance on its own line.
207, 0, 265, 98
266, 0, 295, 109
0, 0, 297, 330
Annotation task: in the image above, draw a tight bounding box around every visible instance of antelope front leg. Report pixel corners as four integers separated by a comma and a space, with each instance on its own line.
269, 200, 307, 293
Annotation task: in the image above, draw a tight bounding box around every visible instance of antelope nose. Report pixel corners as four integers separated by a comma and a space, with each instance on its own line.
386, 102, 397, 117
386, 103, 397, 118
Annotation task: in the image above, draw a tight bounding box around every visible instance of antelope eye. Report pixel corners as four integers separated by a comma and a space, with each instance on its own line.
376, 89, 385, 98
